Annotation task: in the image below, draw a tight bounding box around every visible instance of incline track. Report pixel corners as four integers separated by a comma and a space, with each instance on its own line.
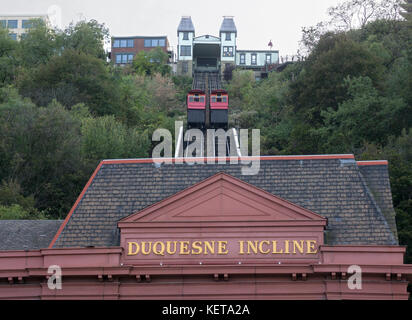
178, 71, 239, 158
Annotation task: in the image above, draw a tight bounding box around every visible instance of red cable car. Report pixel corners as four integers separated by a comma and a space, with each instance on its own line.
210, 89, 228, 128
187, 90, 206, 128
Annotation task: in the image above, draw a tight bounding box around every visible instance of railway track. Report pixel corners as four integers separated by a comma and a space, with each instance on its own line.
182, 71, 237, 158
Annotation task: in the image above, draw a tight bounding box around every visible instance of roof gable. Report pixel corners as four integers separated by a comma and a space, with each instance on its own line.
119, 172, 326, 224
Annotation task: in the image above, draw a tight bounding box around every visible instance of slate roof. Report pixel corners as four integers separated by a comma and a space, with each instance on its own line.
220, 17, 237, 34
51, 156, 398, 248
0, 220, 62, 250
177, 16, 195, 35
358, 162, 397, 238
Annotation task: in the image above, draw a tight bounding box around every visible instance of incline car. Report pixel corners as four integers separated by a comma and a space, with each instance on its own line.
209, 89, 228, 128
187, 89, 206, 128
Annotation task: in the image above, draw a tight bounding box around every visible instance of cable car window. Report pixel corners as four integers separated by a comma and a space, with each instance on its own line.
212, 97, 216, 103
222, 97, 227, 103
200, 97, 204, 103
189, 96, 194, 102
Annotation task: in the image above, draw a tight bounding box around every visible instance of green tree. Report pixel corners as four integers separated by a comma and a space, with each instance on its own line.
63, 20, 109, 60
18, 49, 120, 115
319, 76, 409, 153
0, 26, 19, 85
131, 47, 171, 76
80, 115, 150, 163
18, 18, 61, 68
0, 96, 85, 218
289, 33, 384, 127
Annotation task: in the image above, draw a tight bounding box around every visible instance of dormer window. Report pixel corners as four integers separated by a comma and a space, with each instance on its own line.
183, 32, 189, 40
225, 32, 231, 41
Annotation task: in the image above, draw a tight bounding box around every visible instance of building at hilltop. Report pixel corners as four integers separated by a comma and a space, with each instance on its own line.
110, 35, 173, 65
176, 16, 279, 80
0, 14, 49, 41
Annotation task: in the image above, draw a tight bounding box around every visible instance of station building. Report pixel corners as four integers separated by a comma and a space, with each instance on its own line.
0, 155, 411, 299
176, 16, 279, 79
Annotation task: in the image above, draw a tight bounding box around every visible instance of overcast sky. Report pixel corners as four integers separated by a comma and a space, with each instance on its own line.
2, 0, 344, 55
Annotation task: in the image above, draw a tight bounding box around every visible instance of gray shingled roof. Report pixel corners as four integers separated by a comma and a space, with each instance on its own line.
53, 158, 398, 248
220, 17, 237, 34
359, 164, 397, 239
177, 16, 195, 35
0, 220, 63, 250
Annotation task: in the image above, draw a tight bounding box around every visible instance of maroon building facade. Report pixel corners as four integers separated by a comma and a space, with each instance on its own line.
0, 155, 411, 299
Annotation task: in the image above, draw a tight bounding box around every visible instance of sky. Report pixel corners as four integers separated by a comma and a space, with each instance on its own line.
1, 0, 345, 56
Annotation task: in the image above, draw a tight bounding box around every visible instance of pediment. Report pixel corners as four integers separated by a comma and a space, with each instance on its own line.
193, 34, 221, 42
119, 173, 326, 224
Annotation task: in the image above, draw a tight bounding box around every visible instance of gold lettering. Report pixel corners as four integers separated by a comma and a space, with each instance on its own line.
127, 242, 139, 255
293, 240, 304, 254
284, 240, 290, 254
306, 240, 318, 254
258, 240, 270, 254
141, 241, 152, 255
180, 241, 190, 255
191, 241, 203, 255
239, 240, 245, 255
217, 241, 228, 255
204, 241, 215, 255
272, 240, 283, 254
153, 241, 165, 256
166, 241, 177, 255
247, 241, 258, 254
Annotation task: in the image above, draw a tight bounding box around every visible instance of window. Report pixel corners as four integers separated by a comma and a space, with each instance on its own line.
183, 32, 189, 40
225, 32, 231, 41
143, 38, 166, 48
116, 53, 134, 64
22, 20, 32, 29
180, 45, 191, 56
113, 39, 134, 48
0, 20, 6, 28
266, 54, 271, 64
151, 39, 158, 47
223, 46, 233, 57
20, 33, 27, 40
182, 61, 188, 74
8, 20, 18, 29
9, 33, 17, 41
251, 53, 257, 65
240, 53, 245, 65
